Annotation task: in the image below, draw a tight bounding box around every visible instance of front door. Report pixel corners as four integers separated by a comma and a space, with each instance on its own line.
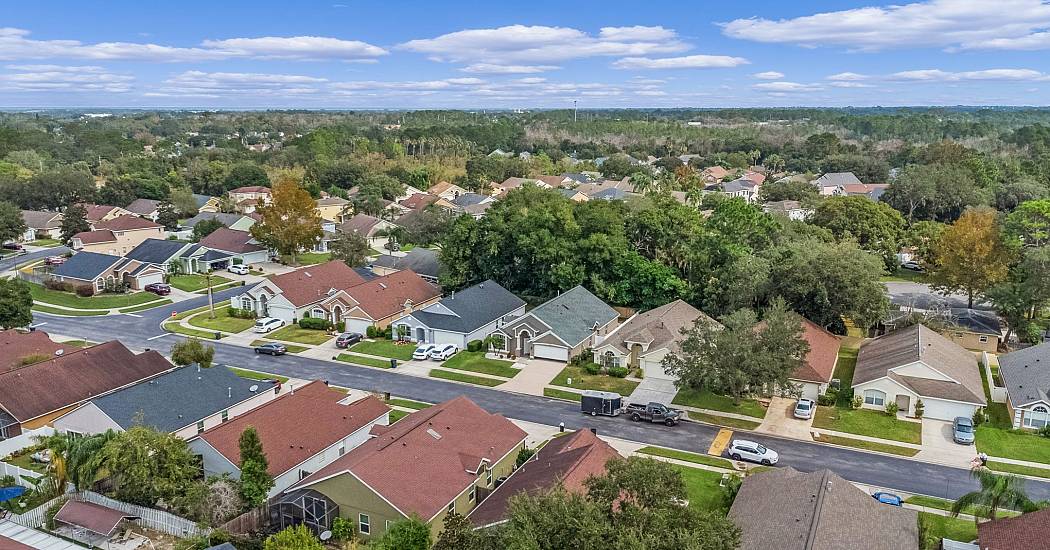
416, 327, 426, 342
518, 331, 531, 356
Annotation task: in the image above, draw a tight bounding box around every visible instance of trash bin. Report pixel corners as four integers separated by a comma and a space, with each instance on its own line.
390, 359, 397, 369
214, 331, 221, 340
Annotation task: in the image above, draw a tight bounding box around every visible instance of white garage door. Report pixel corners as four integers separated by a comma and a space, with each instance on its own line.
533, 343, 569, 362
343, 319, 372, 335
922, 399, 977, 421
136, 272, 164, 288
642, 358, 673, 381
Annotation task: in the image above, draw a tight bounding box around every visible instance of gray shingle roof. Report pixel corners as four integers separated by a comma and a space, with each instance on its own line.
729, 467, 918, 550
52, 252, 122, 280
125, 239, 190, 265
90, 365, 273, 433
370, 248, 441, 278
192, 194, 214, 208
183, 212, 248, 229
812, 172, 861, 187
948, 308, 1002, 336
999, 341, 1050, 407
590, 188, 627, 201
530, 286, 618, 347
411, 280, 524, 333
452, 193, 489, 207
599, 300, 713, 356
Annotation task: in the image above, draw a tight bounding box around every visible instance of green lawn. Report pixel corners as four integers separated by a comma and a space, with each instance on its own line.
813, 433, 920, 457
637, 446, 736, 469
388, 398, 431, 410
544, 387, 582, 402
671, 388, 767, 419
880, 268, 929, 283
335, 353, 393, 368
292, 252, 332, 265
32, 304, 107, 316
267, 324, 334, 345
229, 367, 288, 383
28, 238, 62, 247
196, 281, 242, 294
987, 460, 1050, 478
169, 304, 210, 320
188, 307, 256, 334
59, 340, 94, 348
812, 406, 922, 444
30, 283, 159, 309
163, 321, 220, 339
2, 449, 48, 473
920, 513, 976, 549
442, 351, 518, 378
349, 339, 415, 361
430, 369, 505, 387
833, 348, 859, 407
550, 365, 640, 396
390, 410, 410, 423
168, 273, 232, 292
905, 495, 1021, 517
119, 299, 173, 313
687, 411, 762, 430
673, 465, 732, 512
976, 427, 1050, 464
250, 340, 308, 353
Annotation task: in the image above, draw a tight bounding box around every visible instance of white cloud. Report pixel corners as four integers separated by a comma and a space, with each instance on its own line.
829, 81, 874, 88
460, 63, 560, 74
720, 0, 1050, 51
753, 71, 784, 79
826, 72, 869, 81
611, 54, 749, 70
752, 81, 823, 92
400, 25, 688, 64
889, 68, 1048, 81
0, 64, 133, 92
200, 36, 388, 60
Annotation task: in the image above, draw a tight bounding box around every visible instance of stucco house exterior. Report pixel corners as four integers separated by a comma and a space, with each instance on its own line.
426, 181, 467, 201
495, 286, 619, 362
240, 260, 368, 324
72, 215, 165, 255
591, 300, 712, 380
851, 325, 986, 421
998, 341, 1050, 430
188, 381, 389, 497
49, 251, 168, 291
195, 227, 269, 267
810, 172, 861, 196
315, 196, 350, 223
288, 396, 527, 541
390, 280, 525, 349
20, 210, 63, 241
786, 318, 842, 401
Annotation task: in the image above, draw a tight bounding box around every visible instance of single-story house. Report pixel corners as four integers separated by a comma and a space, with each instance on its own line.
0, 341, 175, 438
72, 215, 165, 255
945, 308, 1002, 352
369, 247, 441, 284
762, 200, 812, 221
494, 177, 552, 196
590, 188, 628, 201
427, 181, 467, 201
188, 381, 389, 497
124, 198, 162, 221
124, 238, 195, 274
0, 329, 73, 373
977, 507, 1050, 549
555, 188, 590, 202
399, 193, 440, 212
239, 260, 368, 324
998, 341, 1050, 430
183, 212, 257, 233
810, 172, 861, 196
469, 428, 618, 529
851, 324, 986, 420
54, 365, 278, 439
450, 193, 494, 210
700, 165, 729, 182
20, 210, 63, 241
193, 194, 221, 213
50, 251, 167, 291
496, 286, 619, 362
197, 227, 269, 266
729, 467, 918, 550
315, 196, 350, 223
787, 318, 842, 401
842, 183, 890, 201
313, 269, 442, 334
82, 204, 131, 224
391, 280, 525, 349
289, 396, 527, 541
592, 299, 713, 380
573, 177, 637, 198
338, 214, 397, 241
561, 172, 599, 185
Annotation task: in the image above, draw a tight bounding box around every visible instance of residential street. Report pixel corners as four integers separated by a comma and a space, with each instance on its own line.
883, 281, 992, 310
0, 246, 68, 273
30, 287, 1050, 503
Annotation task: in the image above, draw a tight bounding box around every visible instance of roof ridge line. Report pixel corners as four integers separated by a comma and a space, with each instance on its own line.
803, 470, 831, 550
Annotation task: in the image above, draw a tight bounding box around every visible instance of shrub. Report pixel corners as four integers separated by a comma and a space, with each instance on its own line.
817, 393, 836, 406
973, 408, 986, 427
515, 447, 536, 468
44, 279, 73, 291
366, 325, 379, 338
299, 317, 332, 331
607, 366, 629, 378
914, 399, 924, 419
884, 401, 899, 416
228, 307, 256, 319
335, 321, 345, 333
1038, 425, 1050, 439
332, 516, 356, 543
851, 395, 863, 410
232, 258, 244, 265
568, 348, 594, 367
466, 340, 484, 352
583, 363, 601, 375
75, 284, 94, 297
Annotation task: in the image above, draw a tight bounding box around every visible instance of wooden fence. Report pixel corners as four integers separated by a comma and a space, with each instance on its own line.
220, 502, 270, 535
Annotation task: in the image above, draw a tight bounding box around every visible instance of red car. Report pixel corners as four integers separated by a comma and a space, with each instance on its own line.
144, 283, 171, 296
44, 256, 66, 266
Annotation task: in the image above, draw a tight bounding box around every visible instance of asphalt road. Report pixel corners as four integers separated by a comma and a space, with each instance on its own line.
30, 286, 1050, 502
884, 281, 991, 311
0, 246, 69, 273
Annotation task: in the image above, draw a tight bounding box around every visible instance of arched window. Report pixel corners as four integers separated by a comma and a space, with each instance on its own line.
1025, 405, 1050, 429
863, 389, 886, 407
311, 307, 326, 319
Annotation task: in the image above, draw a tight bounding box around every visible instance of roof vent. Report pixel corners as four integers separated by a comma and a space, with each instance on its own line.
304, 272, 312, 278
427, 428, 442, 440
54, 349, 64, 356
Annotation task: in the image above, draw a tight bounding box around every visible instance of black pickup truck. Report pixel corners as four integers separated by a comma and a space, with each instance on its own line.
625, 402, 682, 426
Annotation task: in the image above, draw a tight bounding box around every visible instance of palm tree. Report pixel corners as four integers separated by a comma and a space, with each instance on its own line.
951, 469, 1033, 526
35, 430, 116, 494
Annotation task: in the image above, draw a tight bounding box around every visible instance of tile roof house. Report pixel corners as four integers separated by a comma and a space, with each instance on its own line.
188, 381, 390, 497
998, 341, 1050, 430
0, 340, 175, 438
20, 210, 63, 241
54, 365, 278, 439
426, 181, 467, 201
197, 227, 268, 265
369, 247, 441, 283
290, 396, 527, 541
729, 467, 918, 550
124, 198, 163, 221
240, 260, 367, 324
0, 329, 72, 373
811, 172, 861, 196
851, 324, 986, 420
337, 213, 397, 240
976, 508, 1050, 549
50, 250, 167, 291
469, 428, 619, 528
592, 300, 714, 380
72, 215, 165, 256
317, 269, 442, 334
391, 280, 526, 349
496, 286, 619, 362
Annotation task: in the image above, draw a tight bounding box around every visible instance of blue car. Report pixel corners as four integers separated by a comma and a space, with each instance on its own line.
872, 492, 902, 506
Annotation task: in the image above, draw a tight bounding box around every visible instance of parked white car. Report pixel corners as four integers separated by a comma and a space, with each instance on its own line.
228, 264, 249, 275
412, 344, 437, 360
727, 439, 779, 465
253, 317, 284, 333
794, 398, 815, 420
429, 343, 458, 361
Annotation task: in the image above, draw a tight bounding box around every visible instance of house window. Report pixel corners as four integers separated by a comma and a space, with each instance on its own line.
863, 390, 886, 407
979, 336, 989, 344
197, 421, 205, 434
221, 411, 229, 422
241, 296, 253, 310
311, 308, 326, 319
448, 501, 455, 514
1024, 405, 1050, 429
469, 485, 477, 503
359, 514, 370, 535
338, 443, 346, 456
486, 467, 493, 486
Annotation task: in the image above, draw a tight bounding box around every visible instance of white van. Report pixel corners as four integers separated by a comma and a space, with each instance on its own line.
254, 317, 284, 333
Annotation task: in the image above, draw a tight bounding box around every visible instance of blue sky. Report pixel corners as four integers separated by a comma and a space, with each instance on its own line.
3, 0, 1050, 109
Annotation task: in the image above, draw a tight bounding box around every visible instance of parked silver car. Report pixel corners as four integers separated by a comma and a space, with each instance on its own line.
953, 416, 975, 445
794, 398, 815, 420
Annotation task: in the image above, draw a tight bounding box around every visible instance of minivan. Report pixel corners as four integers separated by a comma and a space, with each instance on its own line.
253, 317, 284, 333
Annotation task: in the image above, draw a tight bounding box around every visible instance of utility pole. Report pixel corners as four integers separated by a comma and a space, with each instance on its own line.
573, 100, 578, 123
206, 271, 215, 319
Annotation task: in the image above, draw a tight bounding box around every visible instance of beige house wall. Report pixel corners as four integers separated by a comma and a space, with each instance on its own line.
78, 227, 165, 256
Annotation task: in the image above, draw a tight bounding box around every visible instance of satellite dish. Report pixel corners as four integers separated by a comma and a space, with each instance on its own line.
249, 384, 259, 392
319, 531, 332, 541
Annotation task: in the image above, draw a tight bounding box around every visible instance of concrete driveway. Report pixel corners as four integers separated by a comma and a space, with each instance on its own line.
914, 419, 976, 467
756, 396, 814, 439
628, 377, 678, 406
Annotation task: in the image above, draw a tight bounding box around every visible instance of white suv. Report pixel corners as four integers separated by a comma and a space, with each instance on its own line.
228, 264, 249, 275
412, 344, 437, 360
253, 317, 284, 333
728, 439, 779, 465
429, 343, 458, 361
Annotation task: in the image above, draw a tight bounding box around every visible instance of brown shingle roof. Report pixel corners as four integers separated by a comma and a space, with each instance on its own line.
0, 535, 35, 550
600, 300, 714, 357
854, 325, 985, 405
399, 193, 439, 210
73, 229, 116, 244
199, 227, 265, 254
0, 341, 174, 422
83, 204, 120, 222
0, 329, 72, 373
793, 319, 841, 384
729, 467, 918, 550
54, 500, 139, 537
94, 215, 162, 232
197, 381, 389, 477
124, 198, 161, 216
341, 269, 440, 320
295, 396, 527, 520
469, 429, 618, 527
230, 186, 271, 194
977, 508, 1050, 549
338, 213, 382, 236
268, 260, 366, 308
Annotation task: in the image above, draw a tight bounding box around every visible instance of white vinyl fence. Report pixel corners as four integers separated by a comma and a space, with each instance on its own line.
0, 462, 43, 488
6, 491, 209, 539
0, 427, 54, 458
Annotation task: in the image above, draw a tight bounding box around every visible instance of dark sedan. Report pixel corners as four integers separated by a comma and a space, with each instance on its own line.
144, 283, 172, 296
254, 343, 287, 356
335, 332, 363, 348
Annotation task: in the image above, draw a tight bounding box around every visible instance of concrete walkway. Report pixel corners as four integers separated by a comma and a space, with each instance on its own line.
498, 358, 564, 396
628, 376, 678, 405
